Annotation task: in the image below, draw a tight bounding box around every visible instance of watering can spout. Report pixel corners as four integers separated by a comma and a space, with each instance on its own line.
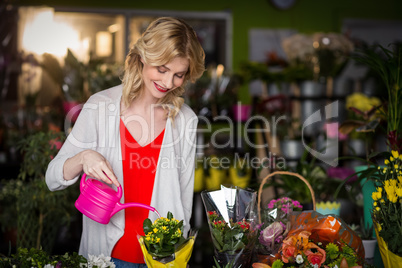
110, 202, 159, 218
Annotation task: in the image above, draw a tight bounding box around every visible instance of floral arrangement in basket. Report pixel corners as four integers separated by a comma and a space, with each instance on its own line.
256, 197, 303, 259
252, 210, 365, 268
138, 211, 196, 267
253, 230, 362, 268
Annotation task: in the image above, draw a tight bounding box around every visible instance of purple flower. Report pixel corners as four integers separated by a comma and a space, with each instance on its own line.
259, 222, 284, 250
327, 167, 357, 183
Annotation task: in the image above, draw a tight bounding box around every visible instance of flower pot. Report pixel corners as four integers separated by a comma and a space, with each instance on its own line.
229, 166, 251, 188
300, 99, 326, 137
267, 82, 290, 96
374, 223, 402, 268
299, 80, 326, 98
232, 104, 251, 122
205, 168, 226, 191
194, 166, 204, 192
280, 139, 304, 160
316, 201, 341, 216
347, 139, 366, 156
362, 239, 377, 259
332, 77, 354, 97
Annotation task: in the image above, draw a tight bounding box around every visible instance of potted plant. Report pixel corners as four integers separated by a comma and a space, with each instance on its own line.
138, 211, 196, 267
357, 218, 377, 260
0, 131, 79, 253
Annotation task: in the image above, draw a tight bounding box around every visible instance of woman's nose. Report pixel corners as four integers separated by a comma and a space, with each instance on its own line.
162, 74, 174, 89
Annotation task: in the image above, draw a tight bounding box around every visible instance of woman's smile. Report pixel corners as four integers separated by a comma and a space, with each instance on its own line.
154, 82, 170, 93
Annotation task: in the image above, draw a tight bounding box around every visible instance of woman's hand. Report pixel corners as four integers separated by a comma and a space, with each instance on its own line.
80, 150, 120, 187
63, 149, 120, 187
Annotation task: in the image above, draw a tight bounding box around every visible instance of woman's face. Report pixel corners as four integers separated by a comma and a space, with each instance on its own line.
141, 56, 189, 100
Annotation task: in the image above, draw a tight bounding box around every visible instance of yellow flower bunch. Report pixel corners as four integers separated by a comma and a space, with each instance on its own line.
371, 150, 402, 256
143, 211, 187, 258
346, 92, 381, 114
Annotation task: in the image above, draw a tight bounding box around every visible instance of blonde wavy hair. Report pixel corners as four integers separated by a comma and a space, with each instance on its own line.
121, 17, 205, 119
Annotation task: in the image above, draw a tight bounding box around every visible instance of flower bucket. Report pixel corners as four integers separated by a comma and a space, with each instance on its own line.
205, 168, 226, 190
229, 166, 251, 188
362, 239, 377, 259
232, 104, 251, 122
194, 165, 204, 192
316, 201, 341, 216
374, 222, 402, 268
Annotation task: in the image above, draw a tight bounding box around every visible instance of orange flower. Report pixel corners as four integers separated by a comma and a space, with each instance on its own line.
281, 230, 312, 263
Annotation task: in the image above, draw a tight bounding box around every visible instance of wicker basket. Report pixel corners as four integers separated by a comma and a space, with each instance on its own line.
257, 171, 316, 223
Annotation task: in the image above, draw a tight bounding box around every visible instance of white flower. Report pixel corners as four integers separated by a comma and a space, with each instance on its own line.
87, 254, 116, 268
296, 254, 304, 264
44, 265, 55, 268
334, 265, 339, 268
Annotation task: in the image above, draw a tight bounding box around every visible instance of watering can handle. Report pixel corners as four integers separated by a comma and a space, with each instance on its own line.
80, 173, 87, 192
80, 173, 122, 199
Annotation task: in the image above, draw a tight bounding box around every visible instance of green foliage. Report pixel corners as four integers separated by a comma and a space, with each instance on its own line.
206, 211, 252, 255
17, 131, 65, 181
143, 211, 188, 258
212, 256, 235, 268
0, 131, 80, 251
352, 43, 402, 135
0, 247, 87, 268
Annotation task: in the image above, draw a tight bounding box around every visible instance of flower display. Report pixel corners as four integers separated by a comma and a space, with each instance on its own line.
371, 149, 402, 256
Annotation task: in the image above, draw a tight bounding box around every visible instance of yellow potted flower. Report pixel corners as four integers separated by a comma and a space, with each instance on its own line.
370, 150, 402, 267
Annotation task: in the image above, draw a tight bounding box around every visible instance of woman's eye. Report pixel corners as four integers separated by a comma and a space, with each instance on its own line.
176, 74, 184, 79
157, 67, 166, 74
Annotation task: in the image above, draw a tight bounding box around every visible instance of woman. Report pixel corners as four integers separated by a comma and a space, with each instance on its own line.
46, 17, 205, 267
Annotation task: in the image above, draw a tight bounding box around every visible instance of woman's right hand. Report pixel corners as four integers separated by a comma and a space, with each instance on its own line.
80, 150, 120, 187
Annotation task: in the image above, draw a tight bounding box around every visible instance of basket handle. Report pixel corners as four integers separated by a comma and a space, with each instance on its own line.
257, 171, 316, 223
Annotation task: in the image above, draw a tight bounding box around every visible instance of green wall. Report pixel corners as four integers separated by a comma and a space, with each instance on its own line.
19, 0, 402, 103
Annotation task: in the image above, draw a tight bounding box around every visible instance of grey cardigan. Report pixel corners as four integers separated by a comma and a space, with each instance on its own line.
45, 84, 198, 258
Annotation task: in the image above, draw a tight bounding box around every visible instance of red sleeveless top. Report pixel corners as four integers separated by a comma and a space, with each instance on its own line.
111, 119, 165, 263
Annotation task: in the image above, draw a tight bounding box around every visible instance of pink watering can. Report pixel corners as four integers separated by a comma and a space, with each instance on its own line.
75, 173, 160, 224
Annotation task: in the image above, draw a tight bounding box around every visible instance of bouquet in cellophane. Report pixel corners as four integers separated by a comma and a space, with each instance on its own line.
138, 211, 196, 267
201, 185, 258, 268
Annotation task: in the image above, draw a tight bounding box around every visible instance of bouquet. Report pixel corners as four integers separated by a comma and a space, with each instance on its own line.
256, 197, 303, 260
138, 211, 196, 267
252, 211, 365, 268
201, 185, 258, 267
